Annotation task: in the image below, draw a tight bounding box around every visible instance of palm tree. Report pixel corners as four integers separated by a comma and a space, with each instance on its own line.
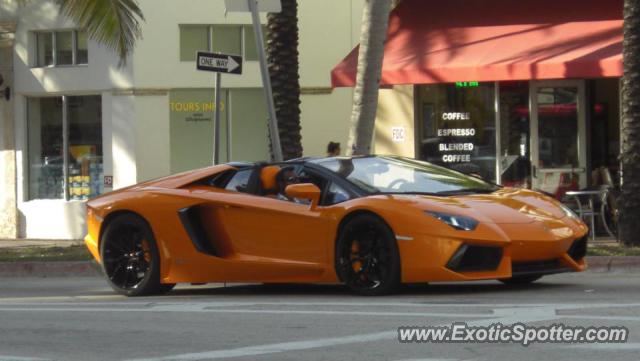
619, 0, 640, 246
265, 0, 302, 160
56, 0, 144, 64
346, 0, 392, 155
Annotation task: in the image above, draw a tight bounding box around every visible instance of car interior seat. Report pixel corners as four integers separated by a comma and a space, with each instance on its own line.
260, 165, 281, 196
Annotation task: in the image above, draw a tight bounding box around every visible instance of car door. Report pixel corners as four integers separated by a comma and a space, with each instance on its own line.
213, 166, 334, 268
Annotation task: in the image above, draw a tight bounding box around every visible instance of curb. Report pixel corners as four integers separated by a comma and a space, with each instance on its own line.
0, 261, 101, 277
586, 256, 640, 272
0, 257, 638, 277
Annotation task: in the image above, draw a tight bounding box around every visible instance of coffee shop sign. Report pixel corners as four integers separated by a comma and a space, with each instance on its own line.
442, 112, 470, 120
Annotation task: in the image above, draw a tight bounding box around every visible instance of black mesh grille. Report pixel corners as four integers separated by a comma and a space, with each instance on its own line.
511, 258, 574, 276
568, 235, 588, 262
446, 245, 503, 272
512, 259, 560, 274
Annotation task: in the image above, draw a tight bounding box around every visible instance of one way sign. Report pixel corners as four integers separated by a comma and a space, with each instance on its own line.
196, 52, 243, 75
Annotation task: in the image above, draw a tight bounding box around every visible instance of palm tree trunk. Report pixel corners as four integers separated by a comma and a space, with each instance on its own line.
266, 0, 302, 160
620, 0, 640, 246
346, 0, 392, 155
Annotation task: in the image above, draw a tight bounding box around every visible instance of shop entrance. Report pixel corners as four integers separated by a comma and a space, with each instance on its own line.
529, 80, 588, 198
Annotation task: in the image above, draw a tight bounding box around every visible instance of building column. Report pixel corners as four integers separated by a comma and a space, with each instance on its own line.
0, 23, 17, 239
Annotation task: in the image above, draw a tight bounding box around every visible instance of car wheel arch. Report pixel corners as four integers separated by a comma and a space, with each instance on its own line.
336, 210, 392, 238
335, 210, 400, 261
99, 210, 149, 250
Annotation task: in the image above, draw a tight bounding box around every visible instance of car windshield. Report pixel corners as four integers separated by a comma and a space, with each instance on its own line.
312, 156, 499, 195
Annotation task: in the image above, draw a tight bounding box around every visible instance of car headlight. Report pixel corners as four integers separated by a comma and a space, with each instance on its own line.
559, 202, 580, 220
425, 211, 478, 231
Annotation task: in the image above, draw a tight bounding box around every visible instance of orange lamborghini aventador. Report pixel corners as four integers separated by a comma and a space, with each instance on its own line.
84, 155, 588, 296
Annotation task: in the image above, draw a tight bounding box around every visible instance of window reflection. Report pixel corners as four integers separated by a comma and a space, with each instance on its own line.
416, 83, 496, 181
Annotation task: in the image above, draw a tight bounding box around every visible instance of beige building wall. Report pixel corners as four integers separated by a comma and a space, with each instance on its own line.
373, 85, 415, 157
134, 93, 171, 182
2, 0, 367, 239
0, 41, 17, 238
296, 0, 363, 157
0, 11, 16, 238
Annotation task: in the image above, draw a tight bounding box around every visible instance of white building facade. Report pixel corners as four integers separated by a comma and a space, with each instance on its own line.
0, 0, 364, 240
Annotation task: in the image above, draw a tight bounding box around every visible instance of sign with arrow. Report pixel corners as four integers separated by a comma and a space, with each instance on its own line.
196, 52, 243, 75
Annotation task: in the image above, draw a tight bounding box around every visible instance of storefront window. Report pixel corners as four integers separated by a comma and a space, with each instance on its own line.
27, 97, 63, 199
537, 87, 580, 168
590, 79, 620, 187
416, 82, 496, 180
27, 96, 103, 201
68, 96, 103, 200
499, 81, 531, 188
169, 88, 268, 174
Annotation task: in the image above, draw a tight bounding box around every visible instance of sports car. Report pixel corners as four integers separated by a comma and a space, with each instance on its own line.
84, 155, 588, 296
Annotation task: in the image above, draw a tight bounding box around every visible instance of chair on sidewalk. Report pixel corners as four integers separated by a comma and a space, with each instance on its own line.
563, 167, 618, 241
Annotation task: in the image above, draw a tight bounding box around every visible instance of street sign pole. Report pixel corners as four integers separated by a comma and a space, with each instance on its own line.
247, 0, 283, 162
196, 51, 242, 165
213, 71, 222, 165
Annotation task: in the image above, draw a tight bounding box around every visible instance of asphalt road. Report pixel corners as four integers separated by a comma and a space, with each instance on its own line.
0, 272, 639, 361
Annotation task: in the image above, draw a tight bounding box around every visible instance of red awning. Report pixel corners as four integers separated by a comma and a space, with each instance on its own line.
331, 0, 623, 87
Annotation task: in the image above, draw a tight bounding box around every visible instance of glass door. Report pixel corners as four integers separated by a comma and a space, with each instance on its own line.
530, 80, 587, 199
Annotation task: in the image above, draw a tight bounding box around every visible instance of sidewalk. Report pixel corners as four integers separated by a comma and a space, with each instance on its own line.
0, 239, 83, 248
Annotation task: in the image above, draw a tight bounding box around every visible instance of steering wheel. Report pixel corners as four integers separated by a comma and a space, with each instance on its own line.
388, 179, 408, 190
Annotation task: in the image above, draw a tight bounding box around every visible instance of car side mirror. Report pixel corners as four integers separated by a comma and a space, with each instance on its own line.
285, 183, 321, 209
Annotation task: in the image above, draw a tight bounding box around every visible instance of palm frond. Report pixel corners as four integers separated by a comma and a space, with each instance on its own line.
56, 0, 144, 64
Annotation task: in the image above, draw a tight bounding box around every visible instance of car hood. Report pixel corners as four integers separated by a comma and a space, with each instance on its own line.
394, 187, 567, 225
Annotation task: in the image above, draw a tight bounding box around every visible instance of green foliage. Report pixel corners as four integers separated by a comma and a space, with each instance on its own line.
588, 244, 640, 257
0, 246, 92, 262
56, 0, 144, 64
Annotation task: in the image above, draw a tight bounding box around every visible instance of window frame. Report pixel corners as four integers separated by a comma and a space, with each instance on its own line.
33, 29, 88, 68
223, 168, 253, 193
179, 24, 265, 62
26, 95, 103, 201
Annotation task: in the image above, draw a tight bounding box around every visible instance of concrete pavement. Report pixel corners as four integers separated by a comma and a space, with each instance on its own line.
0, 272, 638, 361
1, 256, 640, 277
0, 239, 83, 248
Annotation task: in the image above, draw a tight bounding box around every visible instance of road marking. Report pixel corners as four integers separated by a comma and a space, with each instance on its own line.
393, 359, 464, 361
569, 343, 640, 350
0, 305, 491, 318
561, 315, 640, 322
125, 306, 564, 361
4, 300, 640, 309
128, 330, 397, 361
0, 356, 49, 361
0, 295, 125, 303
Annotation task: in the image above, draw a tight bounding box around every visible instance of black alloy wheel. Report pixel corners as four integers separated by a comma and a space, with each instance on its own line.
335, 214, 401, 296
100, 214, 174, 296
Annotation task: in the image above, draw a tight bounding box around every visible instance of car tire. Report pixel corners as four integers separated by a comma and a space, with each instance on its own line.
499, 275, 543, 285
100, 213, 175, 296
335, 214, 401, 296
